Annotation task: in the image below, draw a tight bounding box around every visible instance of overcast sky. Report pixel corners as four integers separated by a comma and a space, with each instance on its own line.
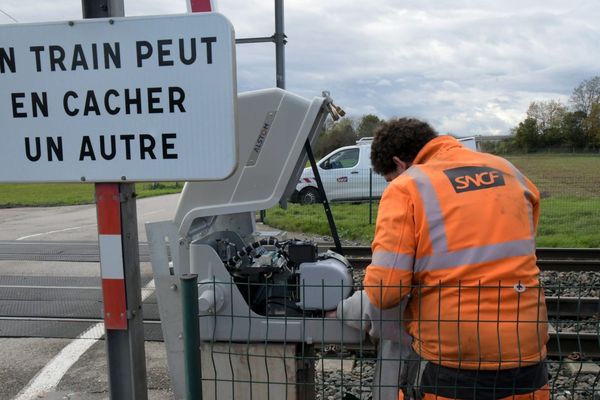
2, 0, 599, 135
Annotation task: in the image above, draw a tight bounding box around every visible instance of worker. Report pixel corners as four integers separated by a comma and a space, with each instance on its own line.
339, 118, 550, 399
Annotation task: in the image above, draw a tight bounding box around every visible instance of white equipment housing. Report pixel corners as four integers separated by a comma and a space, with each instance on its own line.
146, 88, 361, 399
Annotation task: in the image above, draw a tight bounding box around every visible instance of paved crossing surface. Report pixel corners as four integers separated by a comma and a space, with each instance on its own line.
0, 194, 179, 399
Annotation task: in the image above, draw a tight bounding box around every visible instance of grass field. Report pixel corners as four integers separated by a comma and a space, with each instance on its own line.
0, 182, 182, 208
505, 154, 600, 197
265, 154, 600, 248
0, 154, 597, 247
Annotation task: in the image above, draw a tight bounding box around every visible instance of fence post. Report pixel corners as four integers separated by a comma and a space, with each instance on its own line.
297, 344, 316, 400
181, 274, 202, 400
369, 168, 373, 225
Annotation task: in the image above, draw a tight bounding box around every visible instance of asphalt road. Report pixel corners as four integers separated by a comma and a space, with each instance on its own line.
0, 193, 181, 400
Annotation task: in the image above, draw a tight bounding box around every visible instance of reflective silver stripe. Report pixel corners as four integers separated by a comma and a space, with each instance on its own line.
501, 159, 536, 236
406, 160, 536, 273
405, 166, 448, 253
371, 250, 414, 271
414, 239, 535, 272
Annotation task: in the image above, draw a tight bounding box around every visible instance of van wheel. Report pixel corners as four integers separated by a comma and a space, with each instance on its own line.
299, 188, 320, 205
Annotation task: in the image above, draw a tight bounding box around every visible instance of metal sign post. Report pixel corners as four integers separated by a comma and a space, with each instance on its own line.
275, 0, 286, 89
95, 182, 147, 399
81, 3, 146, 400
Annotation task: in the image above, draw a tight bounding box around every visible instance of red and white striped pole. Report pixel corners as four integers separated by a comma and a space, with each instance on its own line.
95, 182, 147, 399
188, 0, 215, 13
96, 183, 127, 330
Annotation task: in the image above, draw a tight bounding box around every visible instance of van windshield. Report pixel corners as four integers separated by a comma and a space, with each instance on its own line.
322, 148, 359, 170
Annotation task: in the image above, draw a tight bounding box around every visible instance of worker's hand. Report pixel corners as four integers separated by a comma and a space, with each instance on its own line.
325, 310, 337, 318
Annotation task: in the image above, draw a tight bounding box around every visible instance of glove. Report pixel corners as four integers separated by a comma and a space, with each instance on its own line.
336, 290, 412, 344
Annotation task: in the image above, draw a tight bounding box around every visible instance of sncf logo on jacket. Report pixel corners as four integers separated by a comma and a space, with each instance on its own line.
444, 166, 506, 193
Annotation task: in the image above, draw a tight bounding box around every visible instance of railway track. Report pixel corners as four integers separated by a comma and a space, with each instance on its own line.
0, 241, 598, 357
333, 246, 600, 260
0, 241, 598, 271
335, 245, 600, 272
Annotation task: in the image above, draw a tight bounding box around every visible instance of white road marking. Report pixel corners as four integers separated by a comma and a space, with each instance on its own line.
16, 226, 85, 241
13, 207, 166, 241
13, 279, 155, 400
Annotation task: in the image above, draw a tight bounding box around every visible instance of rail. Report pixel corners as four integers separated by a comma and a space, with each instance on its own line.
1, 241, 599, 271
329, 245, 600, 272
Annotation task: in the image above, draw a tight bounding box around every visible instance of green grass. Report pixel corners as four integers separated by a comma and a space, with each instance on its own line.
0, 182, 183, 208
1, 154, 597, 248
266, 154, 600, 248
266, 202, 379, 242
266, 197, 600, 248
537, 197, 600, 247
505, 154, 600, 197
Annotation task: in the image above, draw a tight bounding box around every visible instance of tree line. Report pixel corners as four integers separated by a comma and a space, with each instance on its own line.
314, 76, 600, 158
509, 76, 600, 153
313, 114, 383, 158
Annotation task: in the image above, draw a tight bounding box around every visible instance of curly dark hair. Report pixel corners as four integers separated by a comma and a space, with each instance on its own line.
370, 118, 438, 175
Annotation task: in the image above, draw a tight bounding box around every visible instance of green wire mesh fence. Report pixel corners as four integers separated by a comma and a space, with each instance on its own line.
180, 277, 600, 400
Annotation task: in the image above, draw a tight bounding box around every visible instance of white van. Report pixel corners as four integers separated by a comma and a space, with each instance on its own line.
291, 138, 384, 204
291, 136, 477, 205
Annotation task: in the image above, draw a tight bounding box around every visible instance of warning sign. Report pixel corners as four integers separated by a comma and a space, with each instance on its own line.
0, 13, 237, 182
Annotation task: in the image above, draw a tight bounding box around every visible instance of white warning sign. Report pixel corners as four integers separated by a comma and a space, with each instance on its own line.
0, 13, 237, 182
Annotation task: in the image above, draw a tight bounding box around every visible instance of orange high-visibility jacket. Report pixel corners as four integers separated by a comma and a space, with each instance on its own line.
364, 136, 548, 370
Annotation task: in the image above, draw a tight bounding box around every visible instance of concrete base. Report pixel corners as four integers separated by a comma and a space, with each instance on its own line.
200, 343, 300, 400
